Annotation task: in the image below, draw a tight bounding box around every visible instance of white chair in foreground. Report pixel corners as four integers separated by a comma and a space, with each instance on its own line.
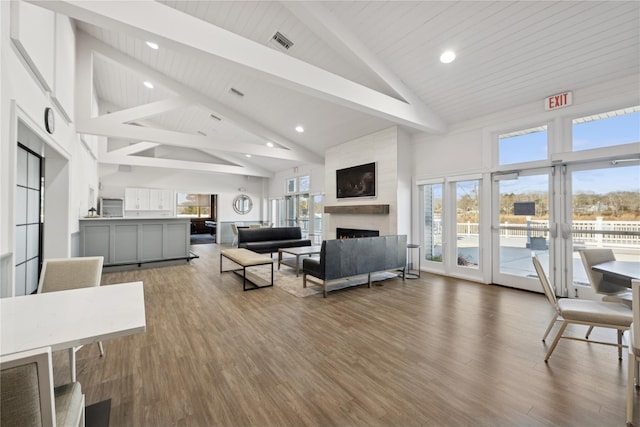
626, 279, 640, 426
531, 255, 632, 362
580, 248, 632, 339
1, 346, 85, 427
38, 256, 104, 382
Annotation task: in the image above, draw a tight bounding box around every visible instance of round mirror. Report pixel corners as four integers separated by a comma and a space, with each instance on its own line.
233, 194, 253, 214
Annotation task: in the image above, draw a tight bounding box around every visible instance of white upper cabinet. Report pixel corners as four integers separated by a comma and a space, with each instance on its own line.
126, 188, 174, 212
149, 190, 174, 210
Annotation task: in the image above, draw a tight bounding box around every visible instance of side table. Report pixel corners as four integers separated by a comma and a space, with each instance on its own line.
406, 244, 421, 279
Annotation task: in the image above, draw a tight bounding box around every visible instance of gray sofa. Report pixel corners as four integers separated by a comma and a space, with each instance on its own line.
238, 226, 311, 255
302, 235, 407, 297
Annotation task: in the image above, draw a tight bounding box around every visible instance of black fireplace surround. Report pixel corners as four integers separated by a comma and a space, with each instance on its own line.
336, 228, 379, 239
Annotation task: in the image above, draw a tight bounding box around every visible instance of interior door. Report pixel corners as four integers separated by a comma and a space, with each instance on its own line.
492, 168, 555, 293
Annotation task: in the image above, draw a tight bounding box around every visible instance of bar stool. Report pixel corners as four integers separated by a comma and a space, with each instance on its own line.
406, 244, 421, 279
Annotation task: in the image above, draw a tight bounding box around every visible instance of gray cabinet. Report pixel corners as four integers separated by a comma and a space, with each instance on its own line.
79, 218, 190, 266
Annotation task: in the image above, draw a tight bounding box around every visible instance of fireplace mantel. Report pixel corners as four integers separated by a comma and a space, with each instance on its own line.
324, 204, 389, 215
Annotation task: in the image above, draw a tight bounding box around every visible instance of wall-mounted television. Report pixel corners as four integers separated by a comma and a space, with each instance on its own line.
336, 162, 376, 199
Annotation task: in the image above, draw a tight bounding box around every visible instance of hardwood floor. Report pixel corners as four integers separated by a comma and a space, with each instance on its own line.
54, 243, 637, 426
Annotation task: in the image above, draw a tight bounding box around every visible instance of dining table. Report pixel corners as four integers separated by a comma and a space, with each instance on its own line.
592, 260, 640, 287
1, 281, 146, 358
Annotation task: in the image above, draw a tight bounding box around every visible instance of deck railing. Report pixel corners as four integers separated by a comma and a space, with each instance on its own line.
451, 218, 640, 247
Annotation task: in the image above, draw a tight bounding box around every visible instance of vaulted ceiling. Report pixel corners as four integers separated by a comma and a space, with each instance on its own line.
33, 1, 640, 178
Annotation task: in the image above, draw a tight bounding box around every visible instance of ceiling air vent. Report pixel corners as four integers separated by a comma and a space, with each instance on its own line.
272, 31, 293, 50
229, 87, 245, 97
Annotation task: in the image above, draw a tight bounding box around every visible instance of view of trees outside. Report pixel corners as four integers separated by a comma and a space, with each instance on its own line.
177, 193, 211, 218
456, 180, 480, 267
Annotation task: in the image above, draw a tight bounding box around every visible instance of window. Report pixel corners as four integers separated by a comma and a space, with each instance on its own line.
422, 183, 443, 263
455, 180, 480, 268
498, 126, 547, 165
286, 175, 310, 194
176, 193, 211, 218
15, 144, 43, 296
299, 175, 310, 192
573, 106, 640, 151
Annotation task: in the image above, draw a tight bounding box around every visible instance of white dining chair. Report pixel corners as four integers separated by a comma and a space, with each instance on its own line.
38, 256, 105, 382
580, 248, 632, 340
580, 248, 632, 301
231, 223, 240, 246
532, 254, 633, 362
627, 279, 640, 426
1, 346, 85, 427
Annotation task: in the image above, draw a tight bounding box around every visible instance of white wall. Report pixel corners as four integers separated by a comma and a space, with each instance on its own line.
396, 127, 412, 239
99, 166, 266, 223
324, 126, 401, 239
267, 163, 326, 198
1, 2, 97, 295
413, 74, 640, 181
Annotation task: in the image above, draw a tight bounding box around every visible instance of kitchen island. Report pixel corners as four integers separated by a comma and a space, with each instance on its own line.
79, 217, 192, 269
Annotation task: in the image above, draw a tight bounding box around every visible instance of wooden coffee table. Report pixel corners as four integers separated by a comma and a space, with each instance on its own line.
278, 246, 322, 277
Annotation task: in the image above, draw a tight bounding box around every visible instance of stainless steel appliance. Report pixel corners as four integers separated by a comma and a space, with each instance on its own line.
99, 198, 124, 217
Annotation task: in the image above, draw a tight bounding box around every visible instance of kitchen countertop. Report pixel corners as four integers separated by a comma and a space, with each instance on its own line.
80, 216, 189, 220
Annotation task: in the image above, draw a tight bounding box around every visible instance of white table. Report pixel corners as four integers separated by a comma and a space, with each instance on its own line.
1, 281, 146, 360
592, 261, 640, 287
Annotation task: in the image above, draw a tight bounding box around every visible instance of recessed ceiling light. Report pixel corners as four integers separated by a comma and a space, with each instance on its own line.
266, 142, 274, 148
146, 41, 159, 50
440, 50, 456, 64
295, 125, 304, 133
245, 154, 252, 158
143, 81, 154, 89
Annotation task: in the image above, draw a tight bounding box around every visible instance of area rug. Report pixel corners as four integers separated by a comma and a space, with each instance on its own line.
240, 258, 402, 298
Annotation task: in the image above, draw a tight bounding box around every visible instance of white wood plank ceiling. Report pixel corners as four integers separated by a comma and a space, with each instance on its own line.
31, 1, 640, 177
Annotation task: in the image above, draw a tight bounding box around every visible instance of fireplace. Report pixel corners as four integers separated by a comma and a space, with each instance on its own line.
336, 228, 380, 239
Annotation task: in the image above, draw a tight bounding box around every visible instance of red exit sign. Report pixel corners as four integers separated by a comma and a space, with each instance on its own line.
545, 91, 573, 111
